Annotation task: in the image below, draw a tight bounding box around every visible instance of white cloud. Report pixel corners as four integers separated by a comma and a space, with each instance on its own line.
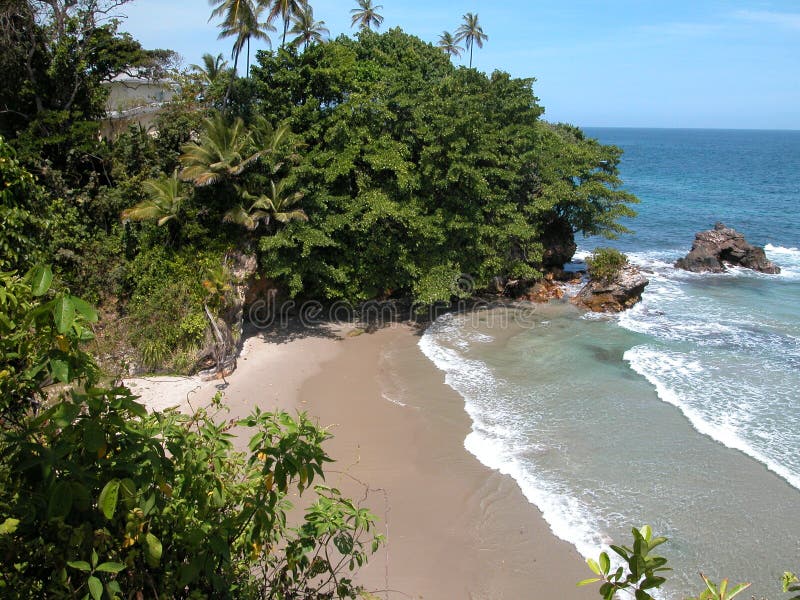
734, 10, 800, 30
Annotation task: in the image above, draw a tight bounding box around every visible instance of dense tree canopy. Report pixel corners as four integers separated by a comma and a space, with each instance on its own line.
246, 29, 636, 301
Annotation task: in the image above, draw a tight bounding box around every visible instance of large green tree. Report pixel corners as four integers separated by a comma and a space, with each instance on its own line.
248, 29, 636, 302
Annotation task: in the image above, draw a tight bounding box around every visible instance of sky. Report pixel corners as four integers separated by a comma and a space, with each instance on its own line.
119, 0, 800, 130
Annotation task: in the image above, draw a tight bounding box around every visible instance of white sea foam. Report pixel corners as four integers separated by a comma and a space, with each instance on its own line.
418, 317, 610, 561
624, 346, 800, 492
766, 244, 800, 279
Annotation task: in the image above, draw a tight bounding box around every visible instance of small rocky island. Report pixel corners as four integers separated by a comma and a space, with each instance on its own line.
572, 264, 649, 313
675, 222, 781, 274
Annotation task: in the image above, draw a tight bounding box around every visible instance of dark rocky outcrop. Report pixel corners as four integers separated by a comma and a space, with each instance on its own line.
540, 216, 577, 272
675, 223, 780, 274
572, 265, 649, 313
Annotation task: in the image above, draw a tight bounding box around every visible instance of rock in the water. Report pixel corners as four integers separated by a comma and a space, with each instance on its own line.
572, 265, 649, 313
675, 222, 780, 274
524, 275, 565, 303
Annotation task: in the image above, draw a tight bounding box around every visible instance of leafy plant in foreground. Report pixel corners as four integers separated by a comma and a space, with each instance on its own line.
0, 268, 384, 598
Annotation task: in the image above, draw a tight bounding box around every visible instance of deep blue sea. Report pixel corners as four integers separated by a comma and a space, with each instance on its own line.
419, 128, 800, 598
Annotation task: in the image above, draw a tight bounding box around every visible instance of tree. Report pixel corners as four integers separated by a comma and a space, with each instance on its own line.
179, 114, 261, 186
121, 172, 187, 226
224, 178, 307, 230
248, 29, 638, 303
437, 31, 463, 58
189, 52, 230, 85
178, 114, 290, 189
0, 0, 177, 179
350, 0, 384, 32
455, 12, 488, 68
211, 0, 275, 73
289, 5, 330, 50
263, 0, 308, 48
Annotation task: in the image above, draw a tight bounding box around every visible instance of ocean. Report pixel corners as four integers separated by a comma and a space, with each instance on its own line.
418, 128, 800, 598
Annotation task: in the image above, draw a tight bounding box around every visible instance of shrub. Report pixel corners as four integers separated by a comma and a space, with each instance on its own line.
587, 247, 628, 282
0, 267, 383, 599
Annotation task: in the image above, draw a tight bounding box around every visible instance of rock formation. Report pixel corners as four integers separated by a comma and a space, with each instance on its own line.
572, 265, 649, 313
675, 223, 780, 274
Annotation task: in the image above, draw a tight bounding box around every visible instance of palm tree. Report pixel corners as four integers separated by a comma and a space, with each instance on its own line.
437, 31, 463, 58
214, 0, 274, 73
455, 12, 488, 68
179, 114, 260, 187
121, 172, 186, 226
350, 0, 383, 32
263, 0, 308, 48
223, 179, 307, 230
289, 5, 329, 50
179, 115, 291, 187
189, 53, 230, 85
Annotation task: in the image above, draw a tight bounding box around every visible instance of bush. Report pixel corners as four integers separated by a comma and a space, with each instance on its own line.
0, 267, 383, 599
587, 247, 628, 282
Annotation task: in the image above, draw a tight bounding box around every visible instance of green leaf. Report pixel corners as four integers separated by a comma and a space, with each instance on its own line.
83, 422, 105, 453
95, 562, 126, 574
29, 265, 53, 297
52, 295, 76, 334
67, 561, 92, 572
70, 296, 98, 322
587, 558, 602, 575
98, 479, 120, 520
599, 551, 610, 575
144, 532, 162, 567
0, 518, 19, 535
47, 481, 74, 519
88, 575, 102, 600
50, 359, 70, 384
577, 578, 601, 587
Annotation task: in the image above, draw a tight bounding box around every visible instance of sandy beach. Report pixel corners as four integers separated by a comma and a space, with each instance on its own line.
127, 323, 593, 599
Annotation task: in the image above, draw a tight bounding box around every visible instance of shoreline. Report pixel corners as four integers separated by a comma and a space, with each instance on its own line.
125, 321, 593, 598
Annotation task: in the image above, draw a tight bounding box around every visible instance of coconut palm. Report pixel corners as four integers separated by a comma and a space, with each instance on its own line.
263, 0, 308, 48
121, 172, 186, 226
289, 5, 329, 50
223, 179, 307, 230
179, 115, 291, 187
350, 0, 383, 32
179, 114, 260, 187
437, 31, 463, 58
455, 12, 488, 68
189, 53, 230, 85
215, 0, 274, 73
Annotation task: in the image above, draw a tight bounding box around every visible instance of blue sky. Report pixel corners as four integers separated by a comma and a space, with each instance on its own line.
120, 1, 800, 129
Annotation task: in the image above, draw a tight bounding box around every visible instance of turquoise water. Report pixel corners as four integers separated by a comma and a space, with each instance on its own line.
419, 129, 800, 598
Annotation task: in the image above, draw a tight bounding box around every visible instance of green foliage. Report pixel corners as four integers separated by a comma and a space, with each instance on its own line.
0, 265, 98, 416
0, 271, 382, 598
784, 572, 800, 599
125, 247, 223, 372
0, 138, 51, 272
579, 525, 670, 600
587, 247, 629, 282
247, 29, 637, 303
687, 575, 751, 600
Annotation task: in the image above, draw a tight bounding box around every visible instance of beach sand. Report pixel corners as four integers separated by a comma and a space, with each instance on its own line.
126, 323, 593, 599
